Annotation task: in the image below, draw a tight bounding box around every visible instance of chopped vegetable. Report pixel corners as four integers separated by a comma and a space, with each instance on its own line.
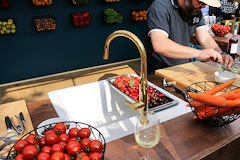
219, 64, 240, 73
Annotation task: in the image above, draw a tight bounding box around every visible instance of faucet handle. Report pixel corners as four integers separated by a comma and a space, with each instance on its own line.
125, 101, 145, 112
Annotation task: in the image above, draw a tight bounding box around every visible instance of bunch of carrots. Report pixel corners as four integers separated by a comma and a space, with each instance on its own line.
187, 80, 240, 119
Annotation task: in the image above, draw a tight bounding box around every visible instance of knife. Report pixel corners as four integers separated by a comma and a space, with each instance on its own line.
173, 87, 188, 101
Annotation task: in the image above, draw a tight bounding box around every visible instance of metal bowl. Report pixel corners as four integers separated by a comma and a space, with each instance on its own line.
186, 81, 240, 126
7, 121, 106, 160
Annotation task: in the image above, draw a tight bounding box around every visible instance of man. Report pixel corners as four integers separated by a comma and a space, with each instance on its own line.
146, 0, 234, 74
219, 0, 236, 20
201, 4, 209, 16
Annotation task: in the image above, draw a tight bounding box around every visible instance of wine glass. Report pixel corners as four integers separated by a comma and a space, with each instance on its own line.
134, 111, 161, 160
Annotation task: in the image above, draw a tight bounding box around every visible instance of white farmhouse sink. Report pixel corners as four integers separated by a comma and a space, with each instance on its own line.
48, 78, 190, 142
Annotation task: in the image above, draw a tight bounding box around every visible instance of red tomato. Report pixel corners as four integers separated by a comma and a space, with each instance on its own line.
45, 133, 59, 145
75, 155, 90, 160
41, 145, 52, 154
68, 137, 81, 142
68, 128, 79, 138
39, 137, 47, 148
53, 123, 67, 135
80, 138, 92, 151
51, 144, 64, 153
25, 134, 39, 145
59, 141, 67, 151
89, 152, 102, 160
14, 139, 29, 153
15, 153, 24, 160
22, 145, 39, 160
88, 140, 103, 153
79, 128, 91, 139
51, 151, 64, 160
66, 140, 81, 155
59, 133, 70, 142
37, 152, 50, 160
79, 152, 88, 156
44, 130, 56, 137
63, 153, 71, 160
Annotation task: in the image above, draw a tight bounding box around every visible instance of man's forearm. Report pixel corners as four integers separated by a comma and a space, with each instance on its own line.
152, 36, 201, 59
199, 36, 222, 53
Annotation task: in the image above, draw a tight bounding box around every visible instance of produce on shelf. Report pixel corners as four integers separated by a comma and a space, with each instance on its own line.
105, 0, 120, 3
103, 8, 123, 24
9, 122, 104, 160
34, 18, 56, 32
72, 12, 91, 27
131, 10, 147, 21
0, 19, 16, 35
72, 0, 88, 5
211, 24, 231, 37
112, 75, 173, 109
0, 0, 10, 8
32, 0, 52, 6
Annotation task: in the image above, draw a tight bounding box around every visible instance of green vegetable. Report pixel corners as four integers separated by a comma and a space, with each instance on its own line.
219, 64, 240, 73
103, 8, 123, 24
230, 65, 240, 73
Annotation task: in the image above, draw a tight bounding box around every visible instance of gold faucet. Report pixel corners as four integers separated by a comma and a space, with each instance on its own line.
103, 30, 149, 125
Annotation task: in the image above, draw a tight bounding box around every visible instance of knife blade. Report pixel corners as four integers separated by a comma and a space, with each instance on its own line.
173, 87, 188, 101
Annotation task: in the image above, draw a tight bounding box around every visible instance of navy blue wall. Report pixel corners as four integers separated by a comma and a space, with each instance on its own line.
0, 0, 152, 84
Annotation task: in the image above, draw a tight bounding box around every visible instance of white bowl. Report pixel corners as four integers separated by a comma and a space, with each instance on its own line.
214, 71, 236, 83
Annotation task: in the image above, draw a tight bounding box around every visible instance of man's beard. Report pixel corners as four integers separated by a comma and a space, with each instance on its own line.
184, 0, 201, 15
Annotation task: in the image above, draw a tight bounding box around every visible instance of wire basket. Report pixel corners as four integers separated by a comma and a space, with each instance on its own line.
6, 121, 106, 160
186, 81, 240, 126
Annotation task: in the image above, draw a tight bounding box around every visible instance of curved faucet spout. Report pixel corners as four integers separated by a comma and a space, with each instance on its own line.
103, 30, 149, 125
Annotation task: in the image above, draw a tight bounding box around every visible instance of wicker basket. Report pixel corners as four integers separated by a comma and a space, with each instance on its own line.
186, 81, 240, 126
7, 121, 106, 159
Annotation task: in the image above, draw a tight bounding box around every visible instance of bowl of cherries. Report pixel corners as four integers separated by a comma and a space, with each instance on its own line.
107, 74, 178, 112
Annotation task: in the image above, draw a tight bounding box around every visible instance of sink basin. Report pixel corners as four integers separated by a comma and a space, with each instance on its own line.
48, 78, 190, 142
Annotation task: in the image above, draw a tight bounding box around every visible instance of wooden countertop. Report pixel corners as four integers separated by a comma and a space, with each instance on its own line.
26, 75, 240, 160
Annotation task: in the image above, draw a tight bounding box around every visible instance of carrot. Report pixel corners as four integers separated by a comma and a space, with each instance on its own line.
217, 101, 240, 116
187, 80, 238, 111
189, 99, 203, 108
189, 92, 240, 107
194, 106, 218, 119
217, 107, 236, 116
219, 90, 237, 99
203, 79, 234, 95
188, 92, 226, 106
219, 92, 240, 100
233, 88, 240, 93
225, 99, 240, 106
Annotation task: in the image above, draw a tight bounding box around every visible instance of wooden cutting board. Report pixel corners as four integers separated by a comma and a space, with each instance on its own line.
155, 61, 240, 88
0, 100, 34, 157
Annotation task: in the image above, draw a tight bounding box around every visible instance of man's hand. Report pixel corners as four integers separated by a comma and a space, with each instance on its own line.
197, 48, 223, 63
222, 54, 234, 68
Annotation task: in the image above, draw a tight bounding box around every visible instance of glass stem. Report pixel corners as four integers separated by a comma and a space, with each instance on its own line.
145, 148, 149, 159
